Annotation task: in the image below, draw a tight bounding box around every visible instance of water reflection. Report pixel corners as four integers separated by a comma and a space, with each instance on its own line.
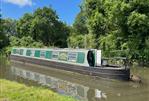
11, 65, 107, 101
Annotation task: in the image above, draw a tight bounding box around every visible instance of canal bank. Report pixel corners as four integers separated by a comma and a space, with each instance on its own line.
0, 57, 78, 101
0, 79, 78, 101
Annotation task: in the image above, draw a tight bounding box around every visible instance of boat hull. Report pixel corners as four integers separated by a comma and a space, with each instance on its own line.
10, 55, 130, 81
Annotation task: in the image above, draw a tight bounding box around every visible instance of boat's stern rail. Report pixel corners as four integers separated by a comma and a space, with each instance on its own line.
101, 57, 130, 70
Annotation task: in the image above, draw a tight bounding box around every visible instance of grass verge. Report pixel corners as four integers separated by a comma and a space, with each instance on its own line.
0, 79, 77, 101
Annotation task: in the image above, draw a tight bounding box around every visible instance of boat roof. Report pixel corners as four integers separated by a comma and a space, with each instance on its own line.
13, 47, 100, 51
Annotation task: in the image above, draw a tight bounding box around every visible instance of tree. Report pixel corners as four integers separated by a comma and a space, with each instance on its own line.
73, 8, 88, 35
0, 18, 17, 50
31, 7, 70, 47
16, 7, 70, 47
85, 0, 109, 36
17, 13, 33, 37
80, 0, 149, 65
9, 36, 44, 48
67, 33, 96, 48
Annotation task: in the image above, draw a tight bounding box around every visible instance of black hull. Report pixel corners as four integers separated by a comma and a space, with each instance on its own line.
10, 55, 130, 81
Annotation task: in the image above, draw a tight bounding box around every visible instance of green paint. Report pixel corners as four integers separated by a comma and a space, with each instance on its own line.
77, 52, 85, 63
26, 50, 31, 56
45, 51, 52, 59
34, 50, 40, 57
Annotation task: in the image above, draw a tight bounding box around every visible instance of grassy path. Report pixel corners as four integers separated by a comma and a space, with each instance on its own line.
0, 79, 77, 101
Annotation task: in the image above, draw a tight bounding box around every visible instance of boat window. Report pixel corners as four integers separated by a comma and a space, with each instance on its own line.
14, 49, 23, 55
26, 50, 31, 56
68, 52, 77, 62
26, 50, 34, 57
16, 49, 20, 55
20, 49, 24, 55
40, 51, 45, 58
52, 51, 59, 59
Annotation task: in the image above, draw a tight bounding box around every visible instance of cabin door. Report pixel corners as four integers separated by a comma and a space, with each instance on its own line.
87, 51, 95, 67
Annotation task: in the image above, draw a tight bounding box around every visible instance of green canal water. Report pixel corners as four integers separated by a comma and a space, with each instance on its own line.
0, 57, 149, 101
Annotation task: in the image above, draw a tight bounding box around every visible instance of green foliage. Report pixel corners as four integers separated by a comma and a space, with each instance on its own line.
73, 9, 88, 35
85, 0, 108, 36
2, 36, 44, 55
68, 33, 84, 48
83, 0, 149, 65
68, 33, 95, 48
0, 18, 16, 50
9, 36, 44, 48
17, 13, 33, 37
17, 7, 70, 47
99, 33, 116, 51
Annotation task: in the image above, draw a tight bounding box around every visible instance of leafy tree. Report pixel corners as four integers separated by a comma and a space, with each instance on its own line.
82, 0, 149, 65
17, 13, 33, 37
16, 7, 70, 47
73, 8, 88, 35
0, 18, 16, 50
9, 36, 44, 48
68, 33, 95, 48
85, 0, 108, 36
17, 7, 69, 47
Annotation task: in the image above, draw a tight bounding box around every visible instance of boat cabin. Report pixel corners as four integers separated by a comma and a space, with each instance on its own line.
11, 48, 102, 67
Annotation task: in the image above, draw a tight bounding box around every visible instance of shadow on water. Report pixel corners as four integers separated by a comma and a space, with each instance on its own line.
0, 58, 149, 101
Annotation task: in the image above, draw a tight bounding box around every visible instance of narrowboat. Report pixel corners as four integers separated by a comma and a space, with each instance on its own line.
10, 48, 130, 80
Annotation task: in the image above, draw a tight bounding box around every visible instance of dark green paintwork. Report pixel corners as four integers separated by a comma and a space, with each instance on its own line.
34, 50, 40, 57
77, 52, 85, 63
45, 51, 52, 59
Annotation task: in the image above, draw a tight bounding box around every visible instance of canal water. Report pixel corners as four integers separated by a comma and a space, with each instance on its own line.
0, 58, 149, 101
